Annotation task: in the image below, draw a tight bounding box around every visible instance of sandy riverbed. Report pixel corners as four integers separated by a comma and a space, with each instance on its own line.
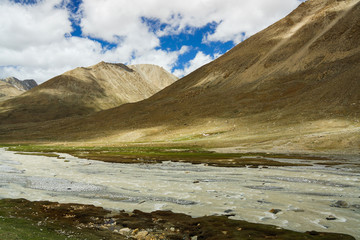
0, 148, 359, 238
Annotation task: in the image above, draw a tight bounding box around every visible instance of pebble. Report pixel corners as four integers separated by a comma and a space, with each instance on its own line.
326, 215, 337, 220
269, 209, 281, 214
191, 236, 198, 240
331, 200, 349, 208
119, 227, 131, 235
135, 230, 148, 240
132, 228, 139, 235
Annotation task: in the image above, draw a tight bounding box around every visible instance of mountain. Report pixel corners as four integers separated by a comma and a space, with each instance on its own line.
0, 62, 177, 123
1, 0, 359, 153
0, 77, 37, 101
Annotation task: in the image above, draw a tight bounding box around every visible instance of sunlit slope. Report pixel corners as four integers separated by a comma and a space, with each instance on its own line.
0, 62, 177, 123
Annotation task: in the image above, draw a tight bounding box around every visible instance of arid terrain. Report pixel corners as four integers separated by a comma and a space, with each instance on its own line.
0, 0, 359, 239
0, 0, 359, 154
0, 62, 176, 123
0, 77, 37, 101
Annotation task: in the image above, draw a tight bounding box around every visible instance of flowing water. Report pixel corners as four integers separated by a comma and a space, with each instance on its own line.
0, 148, 359, 238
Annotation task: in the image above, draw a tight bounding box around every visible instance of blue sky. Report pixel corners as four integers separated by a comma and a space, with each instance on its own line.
0, 0, 303, 83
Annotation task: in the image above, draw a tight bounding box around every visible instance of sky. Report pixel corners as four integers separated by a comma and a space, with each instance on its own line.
0, 0, 304, 83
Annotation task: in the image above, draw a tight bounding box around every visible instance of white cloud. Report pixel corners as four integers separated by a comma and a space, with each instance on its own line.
0, 0, 72, 50
79, 0, 302, 44
129, 46, 190, 73
173, 51, 218, 77
0, 0, 303, 83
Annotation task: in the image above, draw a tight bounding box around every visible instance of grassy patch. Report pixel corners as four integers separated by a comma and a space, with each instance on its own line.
0, 144, 319, 167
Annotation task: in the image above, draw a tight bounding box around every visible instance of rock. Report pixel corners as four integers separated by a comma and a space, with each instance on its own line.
135, 230, 148, 240
307, 231, 320, 235
191, 236, 198, 240
119, 227, 131, 235
132, 228, 139, 235
170, 227, 175, 232
269, 209, 281, 214
326, 215, 337, 220
292, 209, 305, 212
331, 200, 349, 208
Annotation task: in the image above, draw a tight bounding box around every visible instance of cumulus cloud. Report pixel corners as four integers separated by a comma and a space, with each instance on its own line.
0, 0, 303, 83
173, 51, 218, 77
80, 0, 302, 44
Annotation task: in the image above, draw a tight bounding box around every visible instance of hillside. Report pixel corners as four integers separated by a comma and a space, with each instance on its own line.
1, 0, 359, 153
0, 62, 177, 123
0, 77, 37, 101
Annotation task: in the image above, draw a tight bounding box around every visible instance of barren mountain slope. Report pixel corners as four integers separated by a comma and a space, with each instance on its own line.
0, 81, 24, 102
1, 0, 359, 152
0, 77, 37, 101
0, 62, 177, 123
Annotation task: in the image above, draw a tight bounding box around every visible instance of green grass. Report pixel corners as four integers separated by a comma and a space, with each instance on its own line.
0, 199, 122, 240
0, 217, 77, 240
0, 144, 321, 167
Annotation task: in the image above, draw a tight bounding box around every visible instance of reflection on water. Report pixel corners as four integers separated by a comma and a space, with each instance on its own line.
0, 148, 359, 238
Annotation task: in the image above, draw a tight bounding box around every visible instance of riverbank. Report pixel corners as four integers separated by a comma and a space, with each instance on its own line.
0, 198, 355, 240
0, 147, 359, 239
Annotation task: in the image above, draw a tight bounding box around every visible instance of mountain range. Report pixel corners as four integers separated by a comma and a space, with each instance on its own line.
0, 0, 359, 153
0, 77, 37, 101
0, 62, 176, 123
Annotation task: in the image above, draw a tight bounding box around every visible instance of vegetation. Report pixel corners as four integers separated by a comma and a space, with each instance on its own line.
0, 198, 355, 240
0, 144, 327, 167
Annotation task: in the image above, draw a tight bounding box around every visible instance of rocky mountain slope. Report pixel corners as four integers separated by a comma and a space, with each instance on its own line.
1, 0, 359, 153
0, 62, 177, 123
0, 77, 37, 101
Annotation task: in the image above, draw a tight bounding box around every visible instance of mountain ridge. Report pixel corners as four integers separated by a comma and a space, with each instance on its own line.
0, 0, 359, 153
0, 62, 177, 123
0, 77, 38, 101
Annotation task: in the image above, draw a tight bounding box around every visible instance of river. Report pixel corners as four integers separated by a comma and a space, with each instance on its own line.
0, 148, 359, 238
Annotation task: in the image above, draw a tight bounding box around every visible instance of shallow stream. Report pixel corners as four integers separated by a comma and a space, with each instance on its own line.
0, 148, 359, 238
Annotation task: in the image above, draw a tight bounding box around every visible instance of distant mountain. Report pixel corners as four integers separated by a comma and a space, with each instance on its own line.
0, 77, 37, 101
1, 77, 38, 91
0, 0, 359, 153
0, 62, 177, 123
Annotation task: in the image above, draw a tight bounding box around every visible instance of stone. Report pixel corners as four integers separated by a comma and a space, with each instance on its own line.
119, 227, 131, 235
326, 215, 337, 220
331, 200, 349, 208
132, 228, 139, 235
191, 236, 198, 240
135, 230, 149, 240
269, 209, 281, 214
